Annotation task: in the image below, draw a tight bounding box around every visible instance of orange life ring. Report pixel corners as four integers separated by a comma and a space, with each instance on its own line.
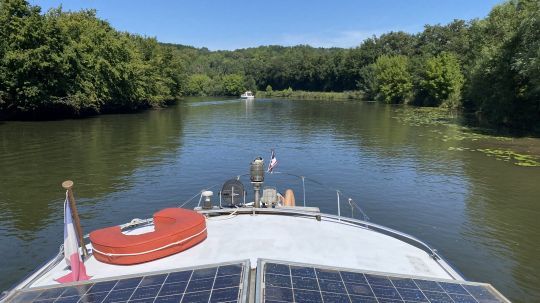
89, 208, 207, 265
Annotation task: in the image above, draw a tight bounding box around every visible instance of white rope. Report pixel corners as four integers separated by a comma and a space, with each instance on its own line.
119, 218, 153, 229
91, 227, 207, 257
207, 207, 240, 221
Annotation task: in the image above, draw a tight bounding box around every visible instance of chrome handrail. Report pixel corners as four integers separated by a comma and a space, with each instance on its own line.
180, 171, 371, 222
176, 172, 463, 280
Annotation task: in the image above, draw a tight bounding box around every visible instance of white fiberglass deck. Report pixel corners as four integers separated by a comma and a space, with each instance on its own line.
29, 212, 458, 288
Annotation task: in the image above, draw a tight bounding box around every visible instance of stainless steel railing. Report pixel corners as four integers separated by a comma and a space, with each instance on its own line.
174, 172, 464, 280
179, 171, 370, 223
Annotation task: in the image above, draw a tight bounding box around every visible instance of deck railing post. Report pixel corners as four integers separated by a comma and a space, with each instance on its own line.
348, 198, 354, 218
302, 176, 306, 207
197, 191, 203, 207
336, 190, 341, 219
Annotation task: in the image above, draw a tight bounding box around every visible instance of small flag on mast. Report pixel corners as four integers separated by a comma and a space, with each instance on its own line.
55, 192, 90, 283
267, 149, 278, 173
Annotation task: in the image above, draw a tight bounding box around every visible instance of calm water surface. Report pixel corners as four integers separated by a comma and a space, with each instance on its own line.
0, 98, 539, 302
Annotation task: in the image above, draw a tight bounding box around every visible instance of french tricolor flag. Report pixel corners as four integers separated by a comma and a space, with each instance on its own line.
56, 192, 90, 283
267, 149, 278, 173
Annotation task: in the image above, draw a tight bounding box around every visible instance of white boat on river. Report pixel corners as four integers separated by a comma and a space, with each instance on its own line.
0, 158, 510, 302
240, 91, 254, 99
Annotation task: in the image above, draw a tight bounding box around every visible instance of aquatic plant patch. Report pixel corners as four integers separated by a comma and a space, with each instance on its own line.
477, 149, 540, 167
394, 107, 539, 167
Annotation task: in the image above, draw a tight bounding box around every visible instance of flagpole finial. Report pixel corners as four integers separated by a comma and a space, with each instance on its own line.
62, 180, 74, 190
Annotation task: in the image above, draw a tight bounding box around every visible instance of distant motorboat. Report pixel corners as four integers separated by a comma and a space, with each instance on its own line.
240, 91, 254, 99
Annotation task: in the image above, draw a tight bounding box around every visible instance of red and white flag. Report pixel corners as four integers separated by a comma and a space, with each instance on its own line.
267, 149, 278, 173
55, 192, 90, 283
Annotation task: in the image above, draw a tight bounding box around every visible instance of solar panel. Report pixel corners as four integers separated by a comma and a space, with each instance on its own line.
257, 260, 511, 303
6, 260, 249, 303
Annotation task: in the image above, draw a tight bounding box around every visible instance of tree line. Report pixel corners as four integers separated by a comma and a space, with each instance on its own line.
0, 0, 192, 119
0, 0, 538, 131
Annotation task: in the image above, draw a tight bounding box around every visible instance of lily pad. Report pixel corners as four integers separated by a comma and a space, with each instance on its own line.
396, 106, 539, 167
476, 148, 540, 167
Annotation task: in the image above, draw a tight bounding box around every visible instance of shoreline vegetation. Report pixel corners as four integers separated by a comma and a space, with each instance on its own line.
256, 88, 364, 100
0, 0, 538, 133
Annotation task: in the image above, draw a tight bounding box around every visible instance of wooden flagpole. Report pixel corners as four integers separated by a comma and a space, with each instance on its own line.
62, 180, 89, 259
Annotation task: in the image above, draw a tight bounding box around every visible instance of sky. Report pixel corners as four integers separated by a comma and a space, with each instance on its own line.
31, 0, 503, 50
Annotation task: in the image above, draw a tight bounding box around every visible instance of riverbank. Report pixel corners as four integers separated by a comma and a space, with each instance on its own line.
256, 89, 364, 100
0, 90, 365, 121
0, 99, 180, 121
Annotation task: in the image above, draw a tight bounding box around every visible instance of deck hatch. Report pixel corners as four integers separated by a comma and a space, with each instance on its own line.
256, 259, 511, 303
5, 260, 249, 303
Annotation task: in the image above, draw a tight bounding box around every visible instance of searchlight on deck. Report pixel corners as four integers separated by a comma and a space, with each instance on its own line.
250, 157, 265, 207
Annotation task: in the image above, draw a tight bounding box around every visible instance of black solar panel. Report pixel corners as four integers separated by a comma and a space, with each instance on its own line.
258, 260, 510, 303
6, 260, 249, 303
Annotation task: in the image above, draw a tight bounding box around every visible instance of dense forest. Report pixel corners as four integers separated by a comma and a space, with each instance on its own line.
0, 0, 538, 131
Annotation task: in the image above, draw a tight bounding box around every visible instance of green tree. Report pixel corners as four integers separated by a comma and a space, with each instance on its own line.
466, 0, 540, 130
377, 31, 418, 57
417, 20, 472, 58
0, 0, 188, 118
221, 74, 245, 96
373, 55, 413, 104
185, 74, 213, 96
418, 52, 464, 107
0, 0, 60, 114
357, 64, 376, 100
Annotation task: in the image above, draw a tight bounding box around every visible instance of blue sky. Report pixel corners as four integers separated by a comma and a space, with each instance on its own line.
32, 0, 503, 50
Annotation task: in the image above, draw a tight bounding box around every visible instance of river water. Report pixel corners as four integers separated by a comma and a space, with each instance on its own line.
0, 98, 539, 302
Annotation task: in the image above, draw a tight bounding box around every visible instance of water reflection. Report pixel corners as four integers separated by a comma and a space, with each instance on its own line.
461, 156, 540, 300
0, 107, 186, 289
